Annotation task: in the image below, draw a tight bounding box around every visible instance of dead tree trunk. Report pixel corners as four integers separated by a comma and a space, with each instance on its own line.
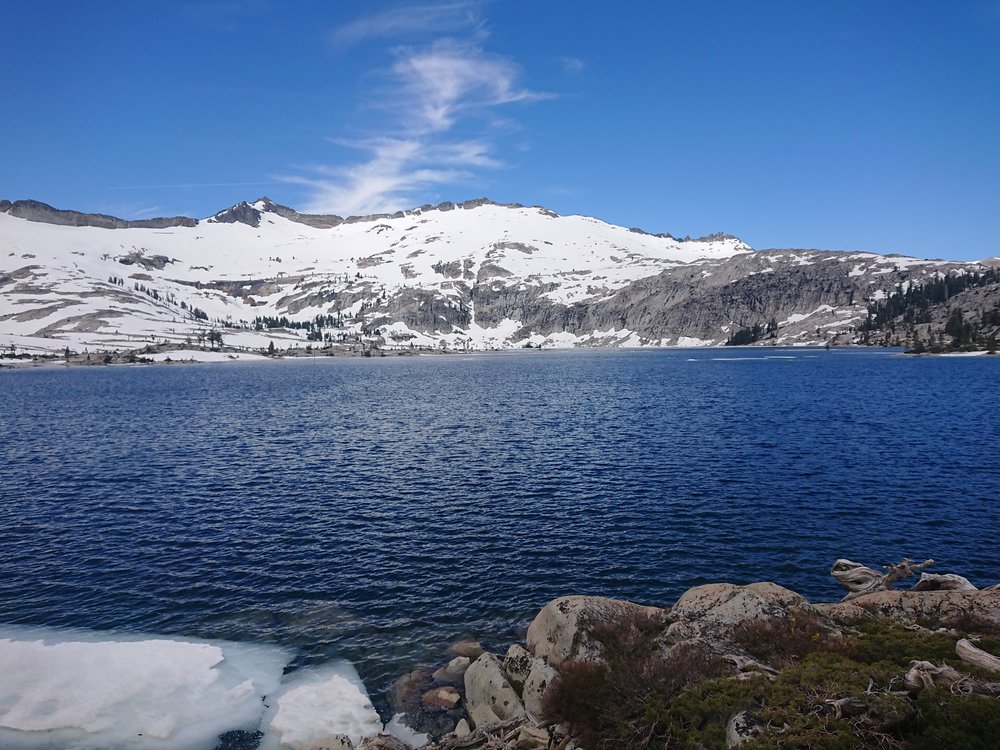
831, 558, 935, 600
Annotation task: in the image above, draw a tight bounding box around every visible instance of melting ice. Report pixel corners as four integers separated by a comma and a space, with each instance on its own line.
0, 625, 400, 750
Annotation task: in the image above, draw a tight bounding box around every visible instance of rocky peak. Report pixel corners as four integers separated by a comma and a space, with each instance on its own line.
208, 201, 262, 227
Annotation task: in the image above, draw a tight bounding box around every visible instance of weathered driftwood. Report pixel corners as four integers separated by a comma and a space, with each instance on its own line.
831, 558, 935, 600
912, 573, 978, 592
956, 638, 1000, 674
904, 660, 1000, 696
823, 697, 868, 719
425, 718, 533, 750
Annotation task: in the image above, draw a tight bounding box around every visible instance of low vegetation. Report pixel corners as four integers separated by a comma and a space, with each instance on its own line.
544, 612, 1000, 750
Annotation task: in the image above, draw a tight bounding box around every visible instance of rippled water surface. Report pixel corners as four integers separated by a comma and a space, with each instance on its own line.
1, 349, 998, 707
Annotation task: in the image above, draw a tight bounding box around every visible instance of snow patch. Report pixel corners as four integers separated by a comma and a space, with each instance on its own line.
675, 336, 714, 347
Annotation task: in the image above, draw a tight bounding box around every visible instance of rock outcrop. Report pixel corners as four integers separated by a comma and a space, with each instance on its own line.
525, 595, 668, 665
406, 561, 1000, 750
2, 199, 196, 228
816, 588, 1000, 628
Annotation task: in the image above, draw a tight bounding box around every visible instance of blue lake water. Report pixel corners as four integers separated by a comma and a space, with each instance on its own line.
1, 348, 998, 711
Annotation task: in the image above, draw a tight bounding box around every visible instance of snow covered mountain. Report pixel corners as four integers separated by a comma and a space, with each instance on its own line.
0, 197, 988, 356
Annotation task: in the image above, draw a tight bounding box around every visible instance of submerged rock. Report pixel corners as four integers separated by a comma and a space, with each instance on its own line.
431, 656, 470, 683
448, 640, 485, 659
422, 686, 461, 710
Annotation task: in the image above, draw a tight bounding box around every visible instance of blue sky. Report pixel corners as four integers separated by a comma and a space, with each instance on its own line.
2, 1, 998, 259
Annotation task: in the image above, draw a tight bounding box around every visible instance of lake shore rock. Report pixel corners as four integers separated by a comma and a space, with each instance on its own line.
399, 568, 1000, 750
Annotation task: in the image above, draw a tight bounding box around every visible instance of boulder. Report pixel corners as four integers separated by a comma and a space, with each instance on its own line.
301, 736, 354, 750
522, 659, 559, 719
725, 711, 764, 747
670, 582, 815, 631
448, 640, 485, 659
422, 686, 462, 710
463, 652, 526, 729
502, 644, 533, 692
432, 656, 470, 683
526, 595, 667, 665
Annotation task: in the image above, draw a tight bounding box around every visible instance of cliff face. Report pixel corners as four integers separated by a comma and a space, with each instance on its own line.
0, 197, 993, 354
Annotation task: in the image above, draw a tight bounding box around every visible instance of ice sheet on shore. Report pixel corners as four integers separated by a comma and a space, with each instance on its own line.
0, 625, 291, 750
259, 662, 383, 750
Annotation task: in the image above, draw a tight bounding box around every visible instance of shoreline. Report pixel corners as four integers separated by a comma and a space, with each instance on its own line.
3, 563, 999, 750
1, 342, 995, 373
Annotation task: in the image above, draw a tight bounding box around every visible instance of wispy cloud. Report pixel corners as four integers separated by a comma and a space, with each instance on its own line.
330, 1, 484, 47
284, 137, 486, 215
288, 22, 548, 215
557, 56, 585, 74
109, 181, 282, 190
392, 38, 546, 134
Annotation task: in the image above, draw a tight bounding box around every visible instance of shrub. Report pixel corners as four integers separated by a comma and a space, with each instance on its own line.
913, 688, 1000, 750
733, 611, 854, 667
543, 608, 725, 750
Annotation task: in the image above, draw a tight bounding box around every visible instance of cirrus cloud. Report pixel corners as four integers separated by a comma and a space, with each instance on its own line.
283, 5, 549, 215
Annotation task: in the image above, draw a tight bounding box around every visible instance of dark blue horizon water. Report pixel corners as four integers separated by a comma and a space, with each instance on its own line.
1, 348, 998, 709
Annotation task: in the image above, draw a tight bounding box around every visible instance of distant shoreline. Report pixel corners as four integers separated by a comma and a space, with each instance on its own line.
2, 343, 997, 372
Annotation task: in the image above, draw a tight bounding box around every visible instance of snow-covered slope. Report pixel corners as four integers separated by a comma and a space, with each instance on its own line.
0, 197, 988, 356
0, 198, 748, 354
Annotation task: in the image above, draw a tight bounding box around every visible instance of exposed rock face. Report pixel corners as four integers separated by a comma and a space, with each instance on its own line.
521, 659, 559, 720
670, 582, 815, 631
2, 199, 196, 228
256, 197, 344, 229
4, 195, 992, 354
463, 653, 526, 729
502, 644, 533, 692
209, 201, 262, 227
726, 711, 765, 747
816, 589, 1000, 628
526, 595, 668, 665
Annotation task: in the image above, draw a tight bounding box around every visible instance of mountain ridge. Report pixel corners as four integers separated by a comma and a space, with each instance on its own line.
1, 196, 997, 357
0, 196, 742, 245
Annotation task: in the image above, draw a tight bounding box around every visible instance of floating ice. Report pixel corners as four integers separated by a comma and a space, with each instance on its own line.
385, 713, 430, 748
0, 625, 290, 750
259, 662, 383, 749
